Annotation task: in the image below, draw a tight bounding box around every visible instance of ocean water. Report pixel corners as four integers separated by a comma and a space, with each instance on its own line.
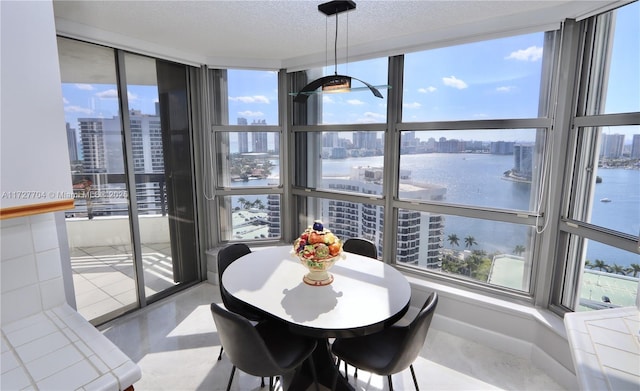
588, 167, 640, 268
240, 154, 639, 268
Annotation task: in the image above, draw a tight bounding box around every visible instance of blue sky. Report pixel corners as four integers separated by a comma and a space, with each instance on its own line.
62, 2, 638, 144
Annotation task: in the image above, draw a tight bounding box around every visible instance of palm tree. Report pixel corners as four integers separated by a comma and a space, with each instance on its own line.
610, 263, 626, 275
513, 245, 525, 256
237, 197, 247, 209
464, 235, 477, 249
629, 263, 640, 278
447, 234, 460, 248
584, 259, 593, 269
593, 259, 609, 272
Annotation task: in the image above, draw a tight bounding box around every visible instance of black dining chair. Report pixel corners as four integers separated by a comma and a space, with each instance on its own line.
340, 237, 378, 379
342, 238, 378, 259
216, 243, 265, 361
211, 302, 320, 391
331, 292, 438, 391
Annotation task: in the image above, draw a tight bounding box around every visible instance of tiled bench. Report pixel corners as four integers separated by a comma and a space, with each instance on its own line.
564, 306, 639, 391
1, 304, 141, 391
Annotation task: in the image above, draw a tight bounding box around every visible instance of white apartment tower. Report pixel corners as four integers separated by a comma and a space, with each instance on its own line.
632, 134, 640, 159
322, 167, 446, 268
600, 133, 625, 159
78, 118, 107, 173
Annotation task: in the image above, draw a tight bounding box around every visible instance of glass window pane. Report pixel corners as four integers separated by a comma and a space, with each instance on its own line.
300, 57, 388, 125
398, 211, 534, 292
227, 69, 278, 126
399, 129, 544, 211
578, 237, 639, 310
572, 126, 640, 236
218, 195, 281, 241
215, 131, 281, 188
295, 196, 382, 251
604, 2, 640, 114
403, 32, 545, 121
296, 130, 385, 194
58, 37, 137, 321
125, 53, 194, 299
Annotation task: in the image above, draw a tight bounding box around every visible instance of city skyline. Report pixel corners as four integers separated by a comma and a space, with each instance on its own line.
61, 2, 638, 144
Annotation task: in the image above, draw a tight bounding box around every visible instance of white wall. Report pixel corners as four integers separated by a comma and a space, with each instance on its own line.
0, 0, 74, 321
1, 0, 72, 210
0, 215, 66, 325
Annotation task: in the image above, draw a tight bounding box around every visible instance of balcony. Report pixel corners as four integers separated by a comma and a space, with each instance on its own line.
65, 175, 176, 321
67, 215, 174, 320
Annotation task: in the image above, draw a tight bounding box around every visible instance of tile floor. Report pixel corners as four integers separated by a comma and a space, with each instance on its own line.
99, 282, 567, 391
70, 243, 176, 320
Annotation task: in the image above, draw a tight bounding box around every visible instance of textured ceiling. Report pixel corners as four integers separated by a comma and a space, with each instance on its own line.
53, 0, 623, 70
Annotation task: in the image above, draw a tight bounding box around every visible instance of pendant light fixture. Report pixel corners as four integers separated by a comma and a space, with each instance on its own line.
293, 0, 384, 103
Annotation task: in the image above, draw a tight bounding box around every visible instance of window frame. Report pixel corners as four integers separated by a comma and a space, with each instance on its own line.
207, 68, 287, 245
550, 7, 640, 313
291, 28, 560, 301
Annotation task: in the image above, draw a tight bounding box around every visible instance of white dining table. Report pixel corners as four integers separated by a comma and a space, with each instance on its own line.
221, 245, 411, 338
221, 245, 411, 390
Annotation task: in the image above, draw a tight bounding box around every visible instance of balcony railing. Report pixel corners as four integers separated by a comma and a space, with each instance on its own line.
67, 173, 167, 219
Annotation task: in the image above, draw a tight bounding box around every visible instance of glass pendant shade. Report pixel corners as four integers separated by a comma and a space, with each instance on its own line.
293, 0, 388, 103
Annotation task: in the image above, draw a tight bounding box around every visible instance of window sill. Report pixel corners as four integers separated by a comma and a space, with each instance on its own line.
403, 273, 577, 390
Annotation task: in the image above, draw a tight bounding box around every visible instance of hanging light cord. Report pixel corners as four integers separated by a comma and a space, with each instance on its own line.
333, 8, 339, 75
346, 11, 349, 75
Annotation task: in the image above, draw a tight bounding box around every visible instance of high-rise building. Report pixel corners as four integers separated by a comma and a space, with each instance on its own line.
630, 134, 640, 158
513, 143, 534, 181
253, 132, 268, 152
273, 132, 280, 154
127, 110, 164, 173
66, 123, 79, 162
79, 118, 107, 174
600, 133, 625, 158
491, 141, 515, 155
323, 132, 339, 148
247, 120, 269, 153
400, 131, 419, 154
78, 112, 163, 214
267, 193, 280, 238
236, 118, 250, 153
437, 138, 464, 153
238, 133, 249, 153
322, 167, 446, 268
352, 131, 377, 150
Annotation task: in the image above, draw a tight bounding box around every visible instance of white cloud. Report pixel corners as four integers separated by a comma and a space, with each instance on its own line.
95, 89, 137, 101
96, 89, 118, 99
323, 95, 336, 104
403, 102, 422, 109
496, 86, 514, 93
442, 76, 468, 89
65, 105, 92, 114
229, 95, 270, 104
75, 84, 94, 91
347, 99, 365, 105
506, 46, 543, 62
364, 112, 385, 120
357, 112, 385, 124
418, 86, 437, 93
238, 110, 264, 117
62, 97, 70, 104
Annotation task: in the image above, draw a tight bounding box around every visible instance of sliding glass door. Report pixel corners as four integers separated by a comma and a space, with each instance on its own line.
58, 37, 199, 324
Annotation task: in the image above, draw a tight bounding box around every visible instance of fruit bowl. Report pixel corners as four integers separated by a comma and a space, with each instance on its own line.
293, 221, 343, 286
